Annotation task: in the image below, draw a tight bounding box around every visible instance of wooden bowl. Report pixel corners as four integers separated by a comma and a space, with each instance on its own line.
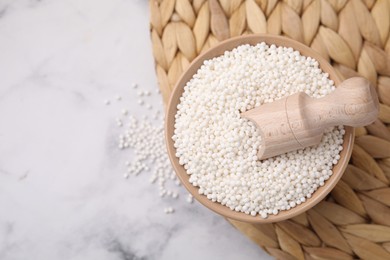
165, 34, 355, 223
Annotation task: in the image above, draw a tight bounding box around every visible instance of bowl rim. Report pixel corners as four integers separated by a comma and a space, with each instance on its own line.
165, 34, 355, 223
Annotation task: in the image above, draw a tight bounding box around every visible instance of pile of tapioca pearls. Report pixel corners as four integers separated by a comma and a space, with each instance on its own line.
173, 43, 344, 219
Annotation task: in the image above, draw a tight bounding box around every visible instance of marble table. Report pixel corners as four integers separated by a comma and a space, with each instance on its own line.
0, 0, 272, 259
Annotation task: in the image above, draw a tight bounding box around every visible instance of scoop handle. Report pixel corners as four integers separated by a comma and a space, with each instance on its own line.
241, 77, 379, 160
307, 77, 379, 128
286, 77, 379, 151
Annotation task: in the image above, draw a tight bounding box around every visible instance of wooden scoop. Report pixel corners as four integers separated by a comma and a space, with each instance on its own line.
241, 77, 380, 160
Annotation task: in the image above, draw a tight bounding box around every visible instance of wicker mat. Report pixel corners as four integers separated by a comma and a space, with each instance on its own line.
149, 0, 390, 259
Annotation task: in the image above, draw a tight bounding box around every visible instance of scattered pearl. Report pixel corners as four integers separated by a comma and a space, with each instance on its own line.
116, 118, 123, 127
186, 194, 193, 204
149, 176, 157, 183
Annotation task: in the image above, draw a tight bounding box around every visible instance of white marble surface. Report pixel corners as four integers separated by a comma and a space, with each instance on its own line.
0, 1, 272, 259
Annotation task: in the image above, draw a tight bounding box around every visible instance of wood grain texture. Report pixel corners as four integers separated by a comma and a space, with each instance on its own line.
241, 77, 379, 159
149, 0, 390, 258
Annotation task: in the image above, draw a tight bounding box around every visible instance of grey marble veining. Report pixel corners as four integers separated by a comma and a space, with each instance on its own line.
0, 0, 272, 259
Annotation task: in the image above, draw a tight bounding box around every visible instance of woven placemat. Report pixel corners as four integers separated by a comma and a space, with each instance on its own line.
149, 0, 390, 259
